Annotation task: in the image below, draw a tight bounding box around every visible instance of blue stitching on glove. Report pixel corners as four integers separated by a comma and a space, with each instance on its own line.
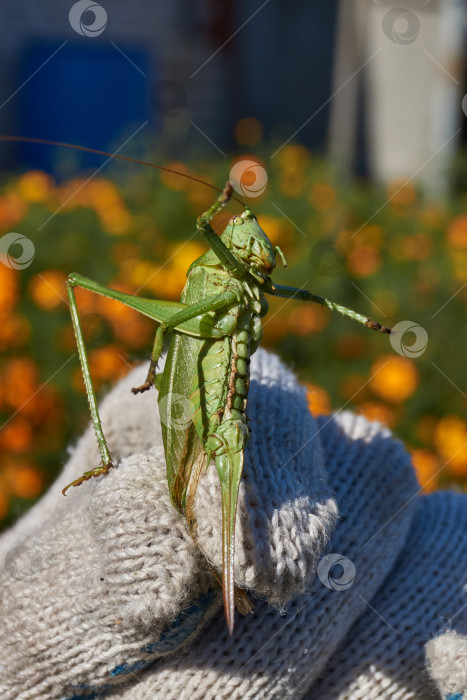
63, 589, 219, 699
445, 693, 464, 700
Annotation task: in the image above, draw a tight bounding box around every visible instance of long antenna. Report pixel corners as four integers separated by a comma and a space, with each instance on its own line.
0, 134, 244, 205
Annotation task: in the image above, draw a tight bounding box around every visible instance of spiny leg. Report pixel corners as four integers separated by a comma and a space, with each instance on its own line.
266, 282, 392, 334
196, 182, 248, 278
132, 289, 239, 394
64, 273, 235, 493
63, 280, 114, 495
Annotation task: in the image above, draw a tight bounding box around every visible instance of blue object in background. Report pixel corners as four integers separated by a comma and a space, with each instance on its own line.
17, 42, 152, 174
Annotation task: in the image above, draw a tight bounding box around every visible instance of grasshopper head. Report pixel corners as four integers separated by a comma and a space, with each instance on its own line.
221, 209, 284, 279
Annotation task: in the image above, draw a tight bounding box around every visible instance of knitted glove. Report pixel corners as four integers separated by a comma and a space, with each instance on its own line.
1, 349, 466, 700
426, 631, 467, 700
0, 349, 338, 699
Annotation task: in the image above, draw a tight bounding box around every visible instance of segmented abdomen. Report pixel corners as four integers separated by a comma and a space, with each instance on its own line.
189, 312, 251, 445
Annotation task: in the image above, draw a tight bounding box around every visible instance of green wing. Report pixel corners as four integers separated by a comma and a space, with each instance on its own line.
159, 331, 207, 513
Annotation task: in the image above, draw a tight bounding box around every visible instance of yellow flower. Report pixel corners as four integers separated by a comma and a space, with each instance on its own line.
402, 232, 432, 261
434, 416, 467, 477
306, 383, 331, 416
451, 251, 467, 282
160, 162, 189, 190
370, 355, 418, 403
89, 345, 127, 383
0, 265, 19, 311
410, 449, 439, 493
5, 463, 43, 499
0, 312, 30, 351
276, 144, 310, 170
170, 241, 206, 275
0, 416, 34, 452
309, 183, 335, 212
0, 192, 28, 230
387, 179, 416, 206
95, 286, 153, 349
3, 358, 38, 408
280, 172, 305, 197
351, 225, 382, 249
288, 305, 327, 335
347, 245, 381, 277
147, 268, 185, 300
17, 171, 54, 203
29, 270, 66, 310
256, 215, 293, 246
447, 215, 467, 249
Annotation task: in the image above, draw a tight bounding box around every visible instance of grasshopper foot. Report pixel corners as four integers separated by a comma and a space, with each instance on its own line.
62, 463, 113, 496
131, 381, 153, 395
132, 359, 158, 394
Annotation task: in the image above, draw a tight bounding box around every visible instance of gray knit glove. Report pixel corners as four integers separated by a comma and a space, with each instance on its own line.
0, 349, 338, 699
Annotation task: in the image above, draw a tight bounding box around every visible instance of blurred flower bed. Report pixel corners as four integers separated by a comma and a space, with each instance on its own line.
1, 137, 467, 529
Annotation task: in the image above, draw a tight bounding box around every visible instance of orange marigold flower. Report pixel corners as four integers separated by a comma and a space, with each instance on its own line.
410, 449, 439, 493
370, 355, 418, 403
420, 206, 443, 228
94, 288, 153, 349
0, 192, 28, 230
100, 207, 131, 235
402, 232, 432, 261
29, 270, 67, 310
148, 269, 185, 300
0, 265, 19, 311
0, 312, 30, 351
160, 162, 189, 190
170, 241, 206, 274
351, 225, 382, 249
276, 144, 310, 170
6, 463, 43, 499
451, 251, 467, 282
447, 215, 467, 249
187, 181, 216, 208
280, 172, 305, 197
434, 416, 467, 477
347, 245, 381, 277
306, 383, 331, 416
3, 358, 38, 408
309, 182, 335, 212
288, 305, 327, 335
0, 416, 34, 452
388, 179, 416, 207
89, 345, 127, 382
17, 170, 54, 203
256, 215, 293, 246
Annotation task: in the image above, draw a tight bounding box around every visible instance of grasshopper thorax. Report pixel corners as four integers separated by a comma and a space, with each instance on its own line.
221, 209, 277, 278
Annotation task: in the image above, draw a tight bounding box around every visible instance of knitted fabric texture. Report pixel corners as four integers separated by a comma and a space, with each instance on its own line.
0, 349, 465, 700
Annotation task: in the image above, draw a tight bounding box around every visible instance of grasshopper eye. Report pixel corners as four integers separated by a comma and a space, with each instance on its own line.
234, 216, 242, 225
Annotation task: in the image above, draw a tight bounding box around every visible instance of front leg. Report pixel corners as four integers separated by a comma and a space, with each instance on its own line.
267, 282, 392, 334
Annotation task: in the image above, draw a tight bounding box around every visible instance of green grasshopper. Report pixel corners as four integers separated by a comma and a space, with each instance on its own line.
1, 136, 391, 633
